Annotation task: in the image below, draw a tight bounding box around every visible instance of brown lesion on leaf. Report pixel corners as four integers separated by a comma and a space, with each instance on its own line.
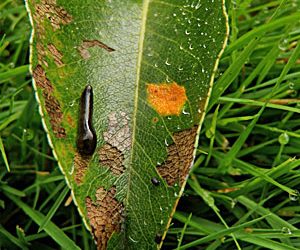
78, 40, 115, 59
34, 0, 72, 31
73, 152, 91, 184
103, 111, 131, 153
98, 144, 125, 176
47, 44, 64, 66
36, 43, 48, 67
32, 65, 66, 138
86, 186, 124, 250
147, 82, 187, 116
157, 126, 197, 186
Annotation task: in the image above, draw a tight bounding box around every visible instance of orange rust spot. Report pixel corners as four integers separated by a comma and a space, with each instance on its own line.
147, 82, 187, 116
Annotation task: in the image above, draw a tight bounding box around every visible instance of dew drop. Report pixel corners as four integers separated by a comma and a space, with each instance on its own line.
164, 138, 169, 146
69, 100, 75, 107
165, 58, 171, 66
185, 30, 191, 35
278, 132, 289, 145
69, 164, 75, 175
129, 236, 138, 243
289, 190, 299, 201
182, 109, 190, 115
195, 0, 201, 9
279, 39, 289, 51
281, 227, 292, 235
8, 62, 15, 68
160, 219, 164, 225
189, 43, 193, 50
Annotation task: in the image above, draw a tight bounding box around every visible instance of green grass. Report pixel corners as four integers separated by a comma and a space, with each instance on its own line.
1, 0, 300, 249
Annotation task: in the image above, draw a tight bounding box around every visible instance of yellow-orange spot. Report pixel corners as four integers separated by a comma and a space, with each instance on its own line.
147, 82, 187, 116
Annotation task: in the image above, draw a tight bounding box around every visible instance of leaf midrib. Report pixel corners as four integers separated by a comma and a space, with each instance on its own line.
125, 0, 150, 215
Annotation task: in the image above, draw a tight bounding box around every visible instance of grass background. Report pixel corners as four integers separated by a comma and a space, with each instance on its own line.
1, 0, 300, 249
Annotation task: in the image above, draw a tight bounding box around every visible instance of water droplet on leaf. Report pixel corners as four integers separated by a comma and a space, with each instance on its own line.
289, 190, 299, 201
281, 227, 292, 235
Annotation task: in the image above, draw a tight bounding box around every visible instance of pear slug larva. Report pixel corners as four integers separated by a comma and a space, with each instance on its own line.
76, 85, 97, 155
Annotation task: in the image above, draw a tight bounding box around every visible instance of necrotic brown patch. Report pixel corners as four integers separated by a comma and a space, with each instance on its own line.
147, 82, 187, 116
157, 127, 197, 186
33, 65, 66, 138
99, 144, 125, 176
86, 186, 124, 250
73, 152, 91, 184
78, 40, 115, 59
34, 0, 72, 31
47, 44, 64, 66
103, 111, 131, 153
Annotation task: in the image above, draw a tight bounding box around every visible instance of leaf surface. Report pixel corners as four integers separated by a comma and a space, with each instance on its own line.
25, 0, 228, 249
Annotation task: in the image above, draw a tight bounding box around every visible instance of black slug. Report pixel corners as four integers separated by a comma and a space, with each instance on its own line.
76, 85, 97, 155
151, 177, 160, 186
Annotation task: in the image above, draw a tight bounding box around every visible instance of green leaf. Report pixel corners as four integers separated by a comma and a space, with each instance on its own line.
25, 0, 228, 248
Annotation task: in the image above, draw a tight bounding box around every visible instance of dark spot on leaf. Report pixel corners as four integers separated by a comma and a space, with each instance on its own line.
157, 126, 197, 186
99, 144, 125, 176
86, 186, 124, 250
154, 233, 162, 244
151, 177, 160, 186
152, 117, 159, 123
78, 40, 115, 59
32, 65, 66, 138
